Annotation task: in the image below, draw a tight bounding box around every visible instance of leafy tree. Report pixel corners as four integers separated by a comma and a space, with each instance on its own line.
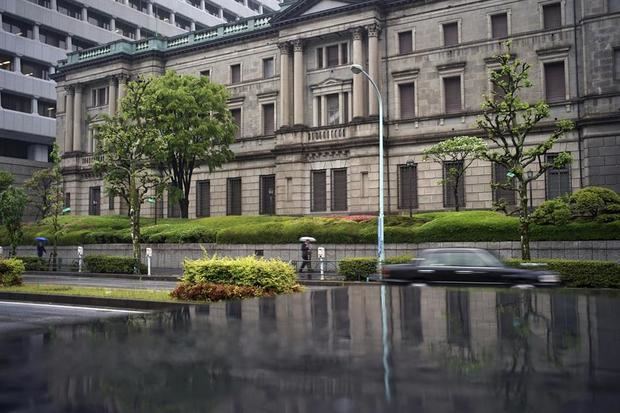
24, 168, 53, 221
0, 186, 27, 256
94, 77, 168, 274
47, 144, 66, 270
141, 71, 236, 218
477, 43, 573, 260
0, 171, 14, 193
423, 136, 487, 211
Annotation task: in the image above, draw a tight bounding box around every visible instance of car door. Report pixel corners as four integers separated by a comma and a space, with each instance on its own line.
416, 252, 454, 284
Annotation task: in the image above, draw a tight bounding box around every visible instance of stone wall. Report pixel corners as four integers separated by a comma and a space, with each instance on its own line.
11, 241, 620, 270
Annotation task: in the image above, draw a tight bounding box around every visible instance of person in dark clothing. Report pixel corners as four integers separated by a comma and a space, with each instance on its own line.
300, 240, 311, 272
36, 241, 46, 258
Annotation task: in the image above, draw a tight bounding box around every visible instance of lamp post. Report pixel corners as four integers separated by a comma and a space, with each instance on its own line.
350, 64, 384, 276
527, 170, 533, 212
406, 159, 415, 218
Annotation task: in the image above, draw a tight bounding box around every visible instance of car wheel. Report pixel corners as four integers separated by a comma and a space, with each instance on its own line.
511, 284, 535, 289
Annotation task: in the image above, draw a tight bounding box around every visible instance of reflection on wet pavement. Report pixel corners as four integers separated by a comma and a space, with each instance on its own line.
1, 286, 620, 412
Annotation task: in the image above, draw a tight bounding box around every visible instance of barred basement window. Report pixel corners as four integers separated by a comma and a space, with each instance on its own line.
88, 186, 101, 216
311, 170, 326, 212
443, 76, 462, 114
259, 175, 276, 215
493, 163, 516, 206
196, 180, 210, 217
262, 103, 275, 135
230, 64, 241, 84
227, 177, 242, 215
331, 168, 347, 211
545, 154, 571, 199
399, 83, 415, 118
398, 164, 418, 209
443, 161, 465, 208
167, 191, 181, 218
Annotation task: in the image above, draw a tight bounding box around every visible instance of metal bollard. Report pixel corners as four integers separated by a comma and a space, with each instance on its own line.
146, 248, 152, 276
77, 246, 83, 273
318, 246, 325, 280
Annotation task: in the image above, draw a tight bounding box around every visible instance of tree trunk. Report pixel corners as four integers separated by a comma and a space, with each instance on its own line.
518, 181, 531, 261
129, 177, 141, 275
180, 198, 189, 219
453, 177, 460, 212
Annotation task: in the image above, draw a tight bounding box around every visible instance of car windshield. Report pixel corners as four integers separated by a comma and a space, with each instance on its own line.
420, 250, 504, 267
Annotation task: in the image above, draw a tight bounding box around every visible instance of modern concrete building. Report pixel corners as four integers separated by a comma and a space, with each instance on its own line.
0, 0, 280, 188
52, 0, 620, 218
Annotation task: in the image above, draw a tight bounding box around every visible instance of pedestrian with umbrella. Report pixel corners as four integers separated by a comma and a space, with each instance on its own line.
35, 237, 48, 258
299, 236, 315, 275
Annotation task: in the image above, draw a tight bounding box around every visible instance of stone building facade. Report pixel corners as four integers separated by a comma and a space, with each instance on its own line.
52, 0, 620, 218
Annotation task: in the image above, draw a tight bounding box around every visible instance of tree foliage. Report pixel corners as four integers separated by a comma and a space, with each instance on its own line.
0, 171, 14, 193
24, 168, 53, 221
46, 144, 66, 270
423, 136, 487, 211
93, 77, 169, 273
477, 42, 573, 260
0, 186, 27, 256
140, 71, 236, 218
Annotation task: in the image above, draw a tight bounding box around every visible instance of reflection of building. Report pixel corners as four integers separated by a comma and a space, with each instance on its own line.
0, 0, 280, 192
52, 0, 620, 217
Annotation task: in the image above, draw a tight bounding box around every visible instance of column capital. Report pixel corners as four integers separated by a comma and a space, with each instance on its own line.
367, 23, 381, 38
278, 42, 290, 55
351, 27, 364, 41
64, 85, 75, 94
292, 39, 304, 52
117, 73, 130, 82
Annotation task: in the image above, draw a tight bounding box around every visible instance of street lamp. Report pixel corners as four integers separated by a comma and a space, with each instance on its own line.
351, 63, 385, 276
527, 170, 534, 211
406, 159, 415, 218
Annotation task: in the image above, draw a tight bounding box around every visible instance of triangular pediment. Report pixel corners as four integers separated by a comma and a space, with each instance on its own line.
301, 0, 354, 16
273, 0, 371, 24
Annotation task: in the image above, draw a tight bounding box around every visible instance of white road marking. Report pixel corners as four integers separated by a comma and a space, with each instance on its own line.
0, 301, 145, 314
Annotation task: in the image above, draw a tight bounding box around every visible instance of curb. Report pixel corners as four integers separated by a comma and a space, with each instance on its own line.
25, 270, 181, 282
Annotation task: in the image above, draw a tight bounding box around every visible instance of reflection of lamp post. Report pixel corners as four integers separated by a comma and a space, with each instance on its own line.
351, 64, 385, 276
527, 171, 533, 212
406, 159, 415, 218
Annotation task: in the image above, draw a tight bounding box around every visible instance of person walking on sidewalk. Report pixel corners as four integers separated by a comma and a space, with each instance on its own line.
300, 240, 312, 273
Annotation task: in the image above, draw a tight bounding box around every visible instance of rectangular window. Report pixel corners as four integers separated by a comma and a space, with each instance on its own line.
90, 87, 108, 107
343, 92, 349, 123
39, 27, 66, 49
109, 195, 115, 210
398, 31, 413, 54
492, 70, 509, 101
263, 57, 274, 78
361, 172, 368, 198
196, 180, 210, 217
175, 16, 191, 31
259, 175, 276, 215
167, 191, 181, 218
230, 64, 241, 84
443, 76, 462, 114
57, 0, 82, 19
443, 161, 465, 208
262, 103, 275, 135
326, 94, 339, 125
0, 53, 13, 71
227, 177, 242, 215
2, 15, 34, 39
615, 49, 620, 80
88, 186, 101, 216
398, 164, 418, 209
340, 43, 349, 65
286, 177, 292, 201
326, 45, 339, 67
331, 168, 347, 211
154, 6, 171, 21
37, 100, 56, 118
28, 0, 51, 8
491, 13, 508, 38
399, 83, 415, 118
129, 0, 148, 13
1, 92, 32, 113
87, 10, 111, 30
316, 47, 323, 69
543, 3, 562, 29
546, 154, 571, 199
311, 170, 327, 212
64, 192, 71, 209
443, 22, 459, 47
140, 28, 155, 39
115, 20, 136, 39
21, 59, 50, 80
230, 108, 241, 139
71, 37, 96, 52
544, 61, 566, 103
493, 163, 516, 206
316, 97, 322, 127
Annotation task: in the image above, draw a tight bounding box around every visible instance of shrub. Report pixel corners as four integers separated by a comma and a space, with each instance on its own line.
15, 256, 48, 271
170, 281, 267, 301
569, 186, 620, 218
531, 199, 572, 225
338, 255, 413, 281
183, 256, 297, 293
84, 255, 148, 274
505, 258, 620, 288
0, 258, 25, 286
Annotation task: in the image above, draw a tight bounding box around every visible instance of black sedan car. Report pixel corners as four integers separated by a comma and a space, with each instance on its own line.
378, 248, 560, 287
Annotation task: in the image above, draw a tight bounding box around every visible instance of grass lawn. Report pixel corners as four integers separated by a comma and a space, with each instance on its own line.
0, 284, 177, 302
2, 211, 618, 245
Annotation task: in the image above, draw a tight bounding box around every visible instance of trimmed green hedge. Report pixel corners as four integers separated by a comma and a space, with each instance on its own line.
505, 258, 620, 288
170, 282, 269, 302
0, 258, 24, 286
183, 255, 297, 293
84, 255, 148, 274
338, 255, 413, 281
15, 256, 48, 271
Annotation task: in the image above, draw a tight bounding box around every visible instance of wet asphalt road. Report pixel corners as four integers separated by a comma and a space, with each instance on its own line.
22, 273, 180, 291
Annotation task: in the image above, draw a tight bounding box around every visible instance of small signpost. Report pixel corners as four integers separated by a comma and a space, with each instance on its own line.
77, 246, 84, 273
146, 247, 153, 276
317, 246, 326, 280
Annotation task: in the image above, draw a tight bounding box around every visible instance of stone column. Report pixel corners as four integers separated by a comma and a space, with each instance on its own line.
50, 0, 57, 10
64, 86, 74, 154
293, 39, 304, 126
135, 27, 141, 40
118, 74, 128, 106
32, 97, 39, 115
190, 21, 196, 31
147, 1, 153, 15
169, 13, 175, 26
200, 0, 205, 10
109, 76, 118, 115
110, 18, 116, 32
367, 24, 380, 116
13, 56, 21, 73
33, 24, 40, 40
218, 8, 224, 19
81, 7, 87, 21
73, 84, 83, 152
66, 35, 73, 51
278, 42, 291, 128
352, 27, 364, 119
